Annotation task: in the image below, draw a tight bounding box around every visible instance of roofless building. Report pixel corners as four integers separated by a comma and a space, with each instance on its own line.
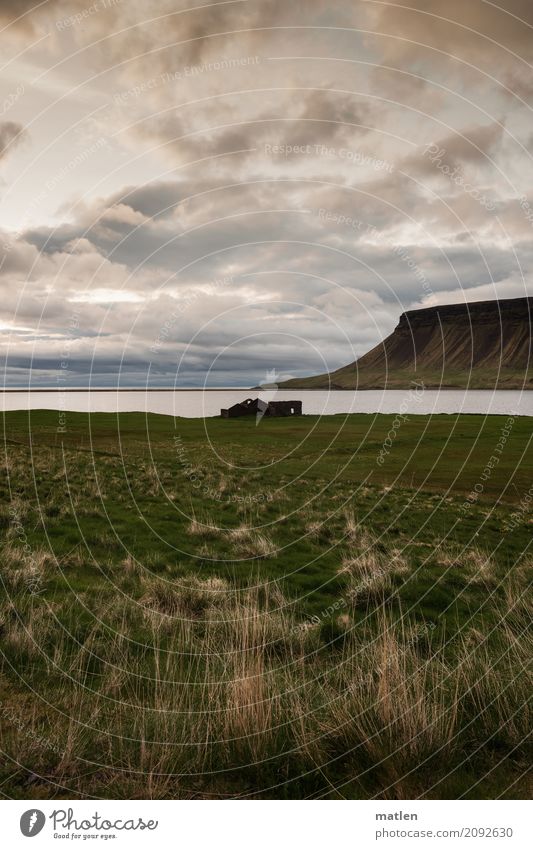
221, 398, 302, 418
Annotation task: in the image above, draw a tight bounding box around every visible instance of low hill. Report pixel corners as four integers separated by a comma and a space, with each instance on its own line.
278, 297, 533, 390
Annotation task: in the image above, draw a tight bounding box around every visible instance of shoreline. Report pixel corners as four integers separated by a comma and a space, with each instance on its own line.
1, 387, 532, 393
1, 410, 528, 419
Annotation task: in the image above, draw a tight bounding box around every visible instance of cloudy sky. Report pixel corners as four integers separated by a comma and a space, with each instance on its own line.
1, 0, 532, 387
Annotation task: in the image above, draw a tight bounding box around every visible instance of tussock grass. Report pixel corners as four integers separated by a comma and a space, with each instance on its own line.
343, 512, 382, 551
437, 547, 498, 587
229, 525, 277, 559
1, 566, 530, 799
187, 514, 221, 539
340, 531, 409, 605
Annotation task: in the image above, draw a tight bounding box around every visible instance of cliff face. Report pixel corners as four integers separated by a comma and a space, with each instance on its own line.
279, 297, 533, 390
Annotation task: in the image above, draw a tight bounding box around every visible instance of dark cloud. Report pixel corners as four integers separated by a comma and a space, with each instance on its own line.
430, 123, 504, 166
282, 90, 371, 147
372, 0, 533, 62
7, 0, 342, 66
404, 122, 505, 176
0, 122, 25, 161
128, 88, 374, 169
0, 0, 49, 31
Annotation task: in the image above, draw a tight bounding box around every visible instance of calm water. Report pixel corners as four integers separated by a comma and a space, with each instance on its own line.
1, 389, 531, 417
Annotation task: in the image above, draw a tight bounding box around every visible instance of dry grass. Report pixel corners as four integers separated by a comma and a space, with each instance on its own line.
314, 617, 457, 784
1, 543, 55, 595
436, 547, 498, 587
229, 524, 277, 558
187, 515, 221, 539
343, 512, 383, 551
1, 566, 530, 799
305, 520, 323, 539
340, 548, 409, 605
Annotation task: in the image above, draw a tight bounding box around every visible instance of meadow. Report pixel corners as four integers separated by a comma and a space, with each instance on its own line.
0, 409, 531, 799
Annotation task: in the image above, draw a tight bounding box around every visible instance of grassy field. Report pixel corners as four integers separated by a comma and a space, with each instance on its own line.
0, 409, 531, 799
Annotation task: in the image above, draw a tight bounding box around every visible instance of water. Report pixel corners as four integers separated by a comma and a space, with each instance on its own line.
1, 389, 531, 417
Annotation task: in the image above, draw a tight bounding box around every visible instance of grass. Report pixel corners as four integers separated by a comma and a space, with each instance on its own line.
0, 409, 531, 799
280, 366, 533, 390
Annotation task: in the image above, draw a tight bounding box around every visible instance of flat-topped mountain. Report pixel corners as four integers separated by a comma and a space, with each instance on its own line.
278, 297, 533, 390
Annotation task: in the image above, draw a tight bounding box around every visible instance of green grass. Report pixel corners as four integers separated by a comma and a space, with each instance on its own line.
280, 366, 533, 390
0, 410, 531, 798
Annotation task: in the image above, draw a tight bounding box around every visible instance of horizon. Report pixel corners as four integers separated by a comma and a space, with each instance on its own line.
1, 292, 531, 389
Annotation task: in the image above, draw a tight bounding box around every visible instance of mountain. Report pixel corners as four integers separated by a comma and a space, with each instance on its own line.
278, 297, 533, 390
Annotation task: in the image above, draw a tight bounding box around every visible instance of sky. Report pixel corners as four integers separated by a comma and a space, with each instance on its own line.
0, 0, 532, 387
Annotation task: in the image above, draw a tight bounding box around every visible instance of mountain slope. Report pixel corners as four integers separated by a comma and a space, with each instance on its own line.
279, 297, 533, 390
